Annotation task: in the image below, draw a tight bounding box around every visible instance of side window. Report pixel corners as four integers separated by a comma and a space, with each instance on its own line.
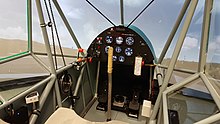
0, 0, 28, 61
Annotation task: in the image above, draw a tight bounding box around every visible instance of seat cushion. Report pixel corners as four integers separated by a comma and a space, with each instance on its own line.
45, 107, 128, 124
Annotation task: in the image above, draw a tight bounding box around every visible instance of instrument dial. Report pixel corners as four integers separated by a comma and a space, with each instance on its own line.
125, 48, 133, 56
113, 56, 117, 61
115, 46, 122, 53
105, 46, 110, 54
118, 56, 125, 62
116, 36, 123, 45
105, 36, 113, 44
126, 37, 134, 45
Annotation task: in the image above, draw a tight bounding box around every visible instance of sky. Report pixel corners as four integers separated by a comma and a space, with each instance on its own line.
0, 0, 220, 63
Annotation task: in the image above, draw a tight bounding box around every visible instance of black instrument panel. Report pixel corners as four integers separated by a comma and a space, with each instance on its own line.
87, 26, 154, 65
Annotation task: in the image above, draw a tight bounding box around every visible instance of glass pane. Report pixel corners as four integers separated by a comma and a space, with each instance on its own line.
58, 0, 185, 57
206, 0, 220, 80
168, 79, 218, 124
0, 0, 28, 60
0, 56, 48, 82
162, 0, 205, 72
32, 0, 78, 58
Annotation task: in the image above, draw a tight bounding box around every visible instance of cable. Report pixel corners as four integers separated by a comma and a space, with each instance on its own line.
127, 0, 155, 27
86, 0, 116, 27
43, 0, 58, 69
48, 0, 66, 66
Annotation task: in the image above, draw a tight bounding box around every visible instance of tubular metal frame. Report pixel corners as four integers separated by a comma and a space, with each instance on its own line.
149, 0, 219, 124
0, 0, 219, 124
0, 0, 93, 123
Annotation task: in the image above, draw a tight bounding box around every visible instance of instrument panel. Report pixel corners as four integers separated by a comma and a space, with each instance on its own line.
87, 26, 154, 65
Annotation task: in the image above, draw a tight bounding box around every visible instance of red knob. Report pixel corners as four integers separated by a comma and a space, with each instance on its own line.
78, 48, 84, 53
142, 61, 145, 66
89, 58, 93, 63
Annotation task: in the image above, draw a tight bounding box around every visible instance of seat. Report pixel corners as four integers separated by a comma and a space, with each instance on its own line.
0, 119, 8, 124
45, 107, 128, 124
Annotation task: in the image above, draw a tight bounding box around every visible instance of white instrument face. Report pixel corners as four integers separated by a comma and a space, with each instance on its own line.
105, 36, 113, 44
125, 47, 133, 56
116, 36, 123, 45
126, 37, 134, 46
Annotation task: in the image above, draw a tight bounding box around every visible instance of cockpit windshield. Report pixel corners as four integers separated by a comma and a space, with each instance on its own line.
0, 0, 219, 86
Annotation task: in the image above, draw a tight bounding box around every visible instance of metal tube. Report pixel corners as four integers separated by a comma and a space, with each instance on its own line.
0, 52, 30, 64
158, 0, 191, 64
54, 79, 62, 106
73, 66, 85, 97
34, 51, 78, 58
195, 112, 220, 124
162, 92, 169, 124
27, 0, 32, 52
35, 0, 62, 107
29, 76, 56, 123
157, 103, 163, 124
81, 80, 86, 108
162, 73, 200, 124
149, 0, 198, 122
156, 66, 163, 86
0, 75, 53, 110
52, 0, 82, 50
200, 73, 220, 109
107, 73, 112, 121
149, 66, 153, 98
31, 53, 50, 72
164, 73, 200, 94
80, 96, 97, 117
56, 63, 74, 74
158, 64, 196, 74
95, 61, 101, 97
120, 0, 124, 25
198, 0, 213, 72
86, 63, 94, 95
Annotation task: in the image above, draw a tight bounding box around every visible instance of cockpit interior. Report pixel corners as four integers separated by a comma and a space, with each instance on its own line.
0, 0, 220, 124
87, 25, 156, 116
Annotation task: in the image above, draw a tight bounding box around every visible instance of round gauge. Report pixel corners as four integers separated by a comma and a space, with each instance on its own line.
126, 37, 134, 45
115, 46, 122, 53
118, 56, 125, 62
116, 36, 123, 45
105, 46, 110, 53
113, 56, 117, 61
105, 36, 113, 44
125, 48, 133, 56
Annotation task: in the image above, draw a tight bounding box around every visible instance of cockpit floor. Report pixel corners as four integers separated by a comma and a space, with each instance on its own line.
84, 93, 219, 124
84, 100, 148, 124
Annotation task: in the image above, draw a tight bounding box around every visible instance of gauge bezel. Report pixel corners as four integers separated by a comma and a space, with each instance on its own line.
116, 36, 123, 45
105, 46, 110, 54
126, 36, 134, 45
113, 56, 117, 61
125, 47, 133, 56
115, 46, 122, 53
118, 56, 125, 62
105, 35, 113, 44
